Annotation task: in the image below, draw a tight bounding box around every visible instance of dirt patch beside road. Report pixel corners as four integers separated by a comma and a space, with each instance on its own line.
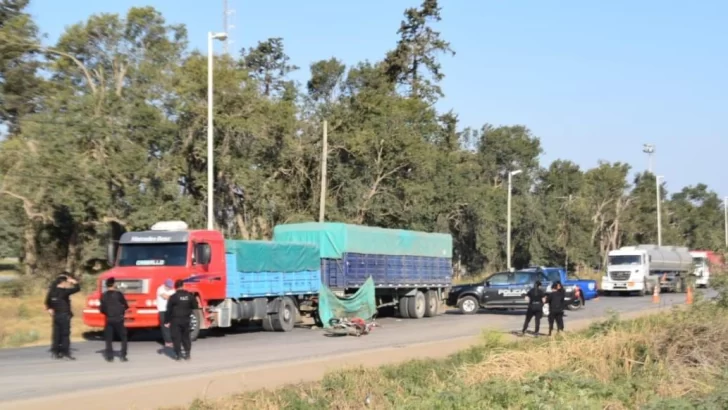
1, 305, 679, 410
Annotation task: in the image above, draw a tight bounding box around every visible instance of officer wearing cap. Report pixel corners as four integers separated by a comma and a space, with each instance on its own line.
165, 280, 198, 361
44, 274, 81, 360
100, 277, 129, 362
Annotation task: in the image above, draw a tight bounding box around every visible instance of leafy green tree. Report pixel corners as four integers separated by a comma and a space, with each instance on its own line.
384, 0, 454, 101
0, 2, 726, 281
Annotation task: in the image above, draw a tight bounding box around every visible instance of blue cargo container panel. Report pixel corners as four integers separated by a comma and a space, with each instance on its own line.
225, 253, 321, 299
322, 253, 452, 289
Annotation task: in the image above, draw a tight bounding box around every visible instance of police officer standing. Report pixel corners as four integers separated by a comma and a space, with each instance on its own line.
164, 280, 198, 361
100, 277, 129, 362
44, 274, 81, 360
521, 280, 545, 336
546, 281, 567, 336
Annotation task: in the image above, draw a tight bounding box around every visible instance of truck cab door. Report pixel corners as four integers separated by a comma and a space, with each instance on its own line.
482, 272, 512, 305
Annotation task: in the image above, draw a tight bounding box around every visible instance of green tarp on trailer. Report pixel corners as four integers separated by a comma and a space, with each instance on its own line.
272, 222, 453, 259
224, 240, 321, 273
317, 276, 377, 328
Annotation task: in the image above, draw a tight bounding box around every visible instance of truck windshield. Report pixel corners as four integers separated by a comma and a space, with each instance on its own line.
608, 255, 641, 265
117, 243, 188, 267
693, 257, 706, 267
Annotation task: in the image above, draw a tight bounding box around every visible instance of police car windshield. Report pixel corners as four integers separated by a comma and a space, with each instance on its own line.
544, 271, 560, 283
117, 243, 188, 267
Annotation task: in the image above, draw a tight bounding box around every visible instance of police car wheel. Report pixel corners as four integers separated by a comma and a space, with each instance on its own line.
458, 296, 478, 314
567, 297, 583, 311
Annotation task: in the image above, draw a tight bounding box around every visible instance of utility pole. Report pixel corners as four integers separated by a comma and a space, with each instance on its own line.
656, 175, 663, 246
643, 144, 655, 173
507, 169, 522, 271
207, 32, 228, 230
319, 121, 328, 222
724, 196, 727, 248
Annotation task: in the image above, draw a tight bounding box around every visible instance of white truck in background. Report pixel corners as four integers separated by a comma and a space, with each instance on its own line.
690, 250, 719, 288
601, 244, 692, 296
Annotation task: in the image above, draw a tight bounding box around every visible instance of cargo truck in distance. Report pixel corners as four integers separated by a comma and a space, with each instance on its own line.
690, 250, 723, 288
83, 221, 453, 340
273, 222, 453, 320
601, 245, 692, 296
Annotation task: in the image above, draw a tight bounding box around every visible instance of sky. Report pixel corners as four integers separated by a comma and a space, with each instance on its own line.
27, 0, 728, 197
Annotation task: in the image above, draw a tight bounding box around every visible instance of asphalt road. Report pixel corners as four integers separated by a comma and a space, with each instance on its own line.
0, 291, 705, 407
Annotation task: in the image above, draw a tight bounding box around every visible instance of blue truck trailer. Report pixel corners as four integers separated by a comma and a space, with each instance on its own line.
273, 222, 454, 319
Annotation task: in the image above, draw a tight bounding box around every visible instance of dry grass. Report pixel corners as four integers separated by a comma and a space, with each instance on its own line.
183, 301, 728, 410
0, 290, 92, 348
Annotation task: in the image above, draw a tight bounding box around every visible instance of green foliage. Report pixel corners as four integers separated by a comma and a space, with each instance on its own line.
0, 0, 725, 281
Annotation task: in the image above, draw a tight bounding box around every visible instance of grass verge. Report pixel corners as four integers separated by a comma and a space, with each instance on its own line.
182, 301, 728, 409
0, 260, 94, 348
0, 290, 92, 349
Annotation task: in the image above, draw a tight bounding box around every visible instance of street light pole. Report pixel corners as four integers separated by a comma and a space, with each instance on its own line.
656, 175, 663, 246
643, 144, 655, 174
207, 32, 228, 231
507, 169, 522, 271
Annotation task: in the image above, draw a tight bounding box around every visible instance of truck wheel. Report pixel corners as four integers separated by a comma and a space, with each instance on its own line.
190, 309, 202, 342
261, 314, 274, 331
407, 291, 426, 319
639, 281, 648, 297
423, 290, 439, 317
457, 296, 479, 315
272, 297, 296, 332
398, 297, 411, 318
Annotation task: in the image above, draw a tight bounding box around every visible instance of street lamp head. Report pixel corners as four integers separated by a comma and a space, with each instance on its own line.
510, 169, 523, 176
210, 32, 228, 41
642, 144, 655, 154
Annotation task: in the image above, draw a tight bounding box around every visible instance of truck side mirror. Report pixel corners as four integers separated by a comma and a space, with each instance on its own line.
195, 243, 212, 265
485, 281, 491, 287
107, 242, 117, 266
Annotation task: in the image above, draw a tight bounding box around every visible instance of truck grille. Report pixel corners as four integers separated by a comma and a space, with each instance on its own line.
610, 271, 631, 281
103, 279, 148, 294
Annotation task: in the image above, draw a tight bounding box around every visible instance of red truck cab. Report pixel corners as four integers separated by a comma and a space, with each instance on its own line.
82, 221, 226, 335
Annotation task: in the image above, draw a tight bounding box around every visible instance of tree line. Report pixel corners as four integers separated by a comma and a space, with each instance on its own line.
0, 0, 725, 278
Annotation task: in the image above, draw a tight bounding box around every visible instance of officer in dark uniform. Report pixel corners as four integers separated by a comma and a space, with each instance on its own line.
545, 280, 567, 335
44, 274, 81, 360
100, 277, 129, 362
521, 280, 545, 336
164, 280, 199, 361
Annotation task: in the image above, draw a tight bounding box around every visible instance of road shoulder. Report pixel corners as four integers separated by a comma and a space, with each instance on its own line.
0, 304, 681, 410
